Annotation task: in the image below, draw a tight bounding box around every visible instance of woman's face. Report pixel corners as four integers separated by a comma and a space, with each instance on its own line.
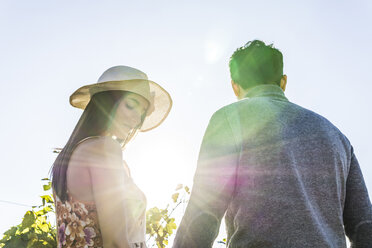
110, 92, 149, 140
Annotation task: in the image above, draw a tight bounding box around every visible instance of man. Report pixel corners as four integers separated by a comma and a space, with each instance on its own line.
173, 40, 372, 247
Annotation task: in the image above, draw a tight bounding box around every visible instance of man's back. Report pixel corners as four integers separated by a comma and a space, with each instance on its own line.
226, 85, 351, 247
173, 85, 372, 248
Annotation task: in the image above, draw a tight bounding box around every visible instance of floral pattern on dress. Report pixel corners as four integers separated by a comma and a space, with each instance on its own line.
55, 195, 102, 248
54, 194, 147, 248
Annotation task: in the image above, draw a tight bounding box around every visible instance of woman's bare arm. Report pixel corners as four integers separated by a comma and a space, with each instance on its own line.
74, 136, 130, 248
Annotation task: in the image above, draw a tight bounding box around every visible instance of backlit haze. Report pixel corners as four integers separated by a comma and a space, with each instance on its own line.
1, 1, 371, 246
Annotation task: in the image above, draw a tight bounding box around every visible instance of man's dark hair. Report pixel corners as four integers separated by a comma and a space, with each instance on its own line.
229, 40, 283, 89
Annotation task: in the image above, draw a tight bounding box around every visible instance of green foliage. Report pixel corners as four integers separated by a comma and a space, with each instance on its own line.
146, 184, 190, 248
0, 179, 56, 248
0, 180, 190, 248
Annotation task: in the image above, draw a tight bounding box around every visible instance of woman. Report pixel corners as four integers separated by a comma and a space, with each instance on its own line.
51, 65, 172, 248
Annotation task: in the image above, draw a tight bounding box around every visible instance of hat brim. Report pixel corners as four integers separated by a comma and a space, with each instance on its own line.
69, 79, 172, 132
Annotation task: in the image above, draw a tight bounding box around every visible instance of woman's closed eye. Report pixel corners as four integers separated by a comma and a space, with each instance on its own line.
126, 102, 136, 110
126, 100, 147, 118
123, 94, 149, 117
125, 98, 139, 110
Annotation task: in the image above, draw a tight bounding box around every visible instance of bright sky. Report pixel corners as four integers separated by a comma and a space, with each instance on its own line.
1, 0, 371, 247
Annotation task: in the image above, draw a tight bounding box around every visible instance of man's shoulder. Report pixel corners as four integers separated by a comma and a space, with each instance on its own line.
290, 102, 340, 127
285, 102, 352, 148
211, 98, 269, 123
213, 96, 275, 114
213, 99, 351, 143
212, 100, 243, 117
207, 101, 247, 136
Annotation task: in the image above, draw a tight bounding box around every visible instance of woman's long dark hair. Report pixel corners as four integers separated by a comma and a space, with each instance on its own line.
51, 90, 138, 202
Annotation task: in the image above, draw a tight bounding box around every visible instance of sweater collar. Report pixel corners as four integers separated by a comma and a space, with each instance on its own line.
243, 84, 288, 101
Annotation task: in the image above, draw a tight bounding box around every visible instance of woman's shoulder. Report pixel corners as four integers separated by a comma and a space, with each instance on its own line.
72, 136, 123, 164
75, 136, 121, 151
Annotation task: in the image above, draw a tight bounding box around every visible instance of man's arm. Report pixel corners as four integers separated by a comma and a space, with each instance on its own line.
173, 109, 239, 248
343, 146, 372, 247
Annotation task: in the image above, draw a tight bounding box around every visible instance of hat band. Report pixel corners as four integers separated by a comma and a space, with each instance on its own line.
89, 80, 152, 103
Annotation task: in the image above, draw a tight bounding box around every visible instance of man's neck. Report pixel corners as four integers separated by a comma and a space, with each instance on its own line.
240, 84, 286, 100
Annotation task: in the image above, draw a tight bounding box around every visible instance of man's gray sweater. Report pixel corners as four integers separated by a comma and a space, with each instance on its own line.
173, 85, 372, 247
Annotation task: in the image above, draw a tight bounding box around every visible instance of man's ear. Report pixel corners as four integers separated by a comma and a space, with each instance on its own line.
280, 75, 287, 91
231, 80, 240, 97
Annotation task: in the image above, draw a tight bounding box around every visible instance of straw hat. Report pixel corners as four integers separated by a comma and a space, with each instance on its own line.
70, 65, 172, 132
